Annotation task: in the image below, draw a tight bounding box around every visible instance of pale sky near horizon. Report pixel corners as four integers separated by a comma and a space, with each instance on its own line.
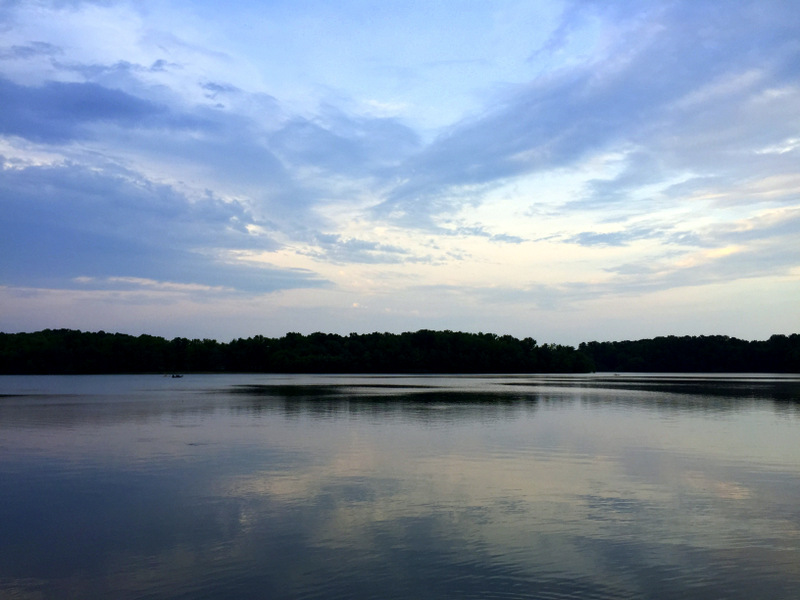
1, 0, 798, 344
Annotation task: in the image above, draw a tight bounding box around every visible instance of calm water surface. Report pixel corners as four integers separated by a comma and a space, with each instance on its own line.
1, 373, 799, 599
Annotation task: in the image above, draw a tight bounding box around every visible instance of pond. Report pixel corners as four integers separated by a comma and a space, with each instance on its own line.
1, 373, 799, 599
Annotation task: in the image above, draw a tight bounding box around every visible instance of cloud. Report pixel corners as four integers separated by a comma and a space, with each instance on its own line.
0, 161, 327, 293
600, 208, 800, 291
49, 58, 184, 87
440, 224, 526, 244
372, 0, 800, 225
71, 276, 236, 294
566, 229, 657, 248
270, 108, 420, 176
0, 77, 172, 142
0, 41, 62, 59
414, 204, 800, 309
200, 81, 239, 96
489, 233, 525, 244
300, 233, 419, 265
560, 218, 679, 247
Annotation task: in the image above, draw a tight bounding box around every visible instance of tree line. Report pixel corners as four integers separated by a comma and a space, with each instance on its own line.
0, 329, 797, 374
579, 334, 799, 373
0, 329, 588, 374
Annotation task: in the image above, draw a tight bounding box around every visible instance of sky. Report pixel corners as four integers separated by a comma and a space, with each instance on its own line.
1, 0, 798, 345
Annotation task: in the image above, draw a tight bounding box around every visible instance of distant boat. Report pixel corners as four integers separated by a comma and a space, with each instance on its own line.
171, 374, 183, 378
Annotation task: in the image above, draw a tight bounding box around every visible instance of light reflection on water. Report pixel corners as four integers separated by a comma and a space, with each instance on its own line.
1, 374, 799, 599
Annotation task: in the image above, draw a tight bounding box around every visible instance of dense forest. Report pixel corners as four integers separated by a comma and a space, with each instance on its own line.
579, 334, 800, 373
0, 329, 798, 374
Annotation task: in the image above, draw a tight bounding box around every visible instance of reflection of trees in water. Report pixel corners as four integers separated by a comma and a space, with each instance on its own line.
231, 388, 541, 422
227, 376, 800, 420
2, 376, 797, 429
503, 375, 800, 404
0, 394, 224, 428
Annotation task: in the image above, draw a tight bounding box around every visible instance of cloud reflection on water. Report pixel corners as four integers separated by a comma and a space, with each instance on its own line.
0, 374, 799, 599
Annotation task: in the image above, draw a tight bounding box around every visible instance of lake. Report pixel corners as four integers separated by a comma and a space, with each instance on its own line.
1, 373, 799, 599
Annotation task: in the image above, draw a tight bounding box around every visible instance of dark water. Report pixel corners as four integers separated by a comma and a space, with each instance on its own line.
1, 373, 799, 599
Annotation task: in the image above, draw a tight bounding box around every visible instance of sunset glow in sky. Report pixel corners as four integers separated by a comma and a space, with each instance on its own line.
1, 0, 798, 343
